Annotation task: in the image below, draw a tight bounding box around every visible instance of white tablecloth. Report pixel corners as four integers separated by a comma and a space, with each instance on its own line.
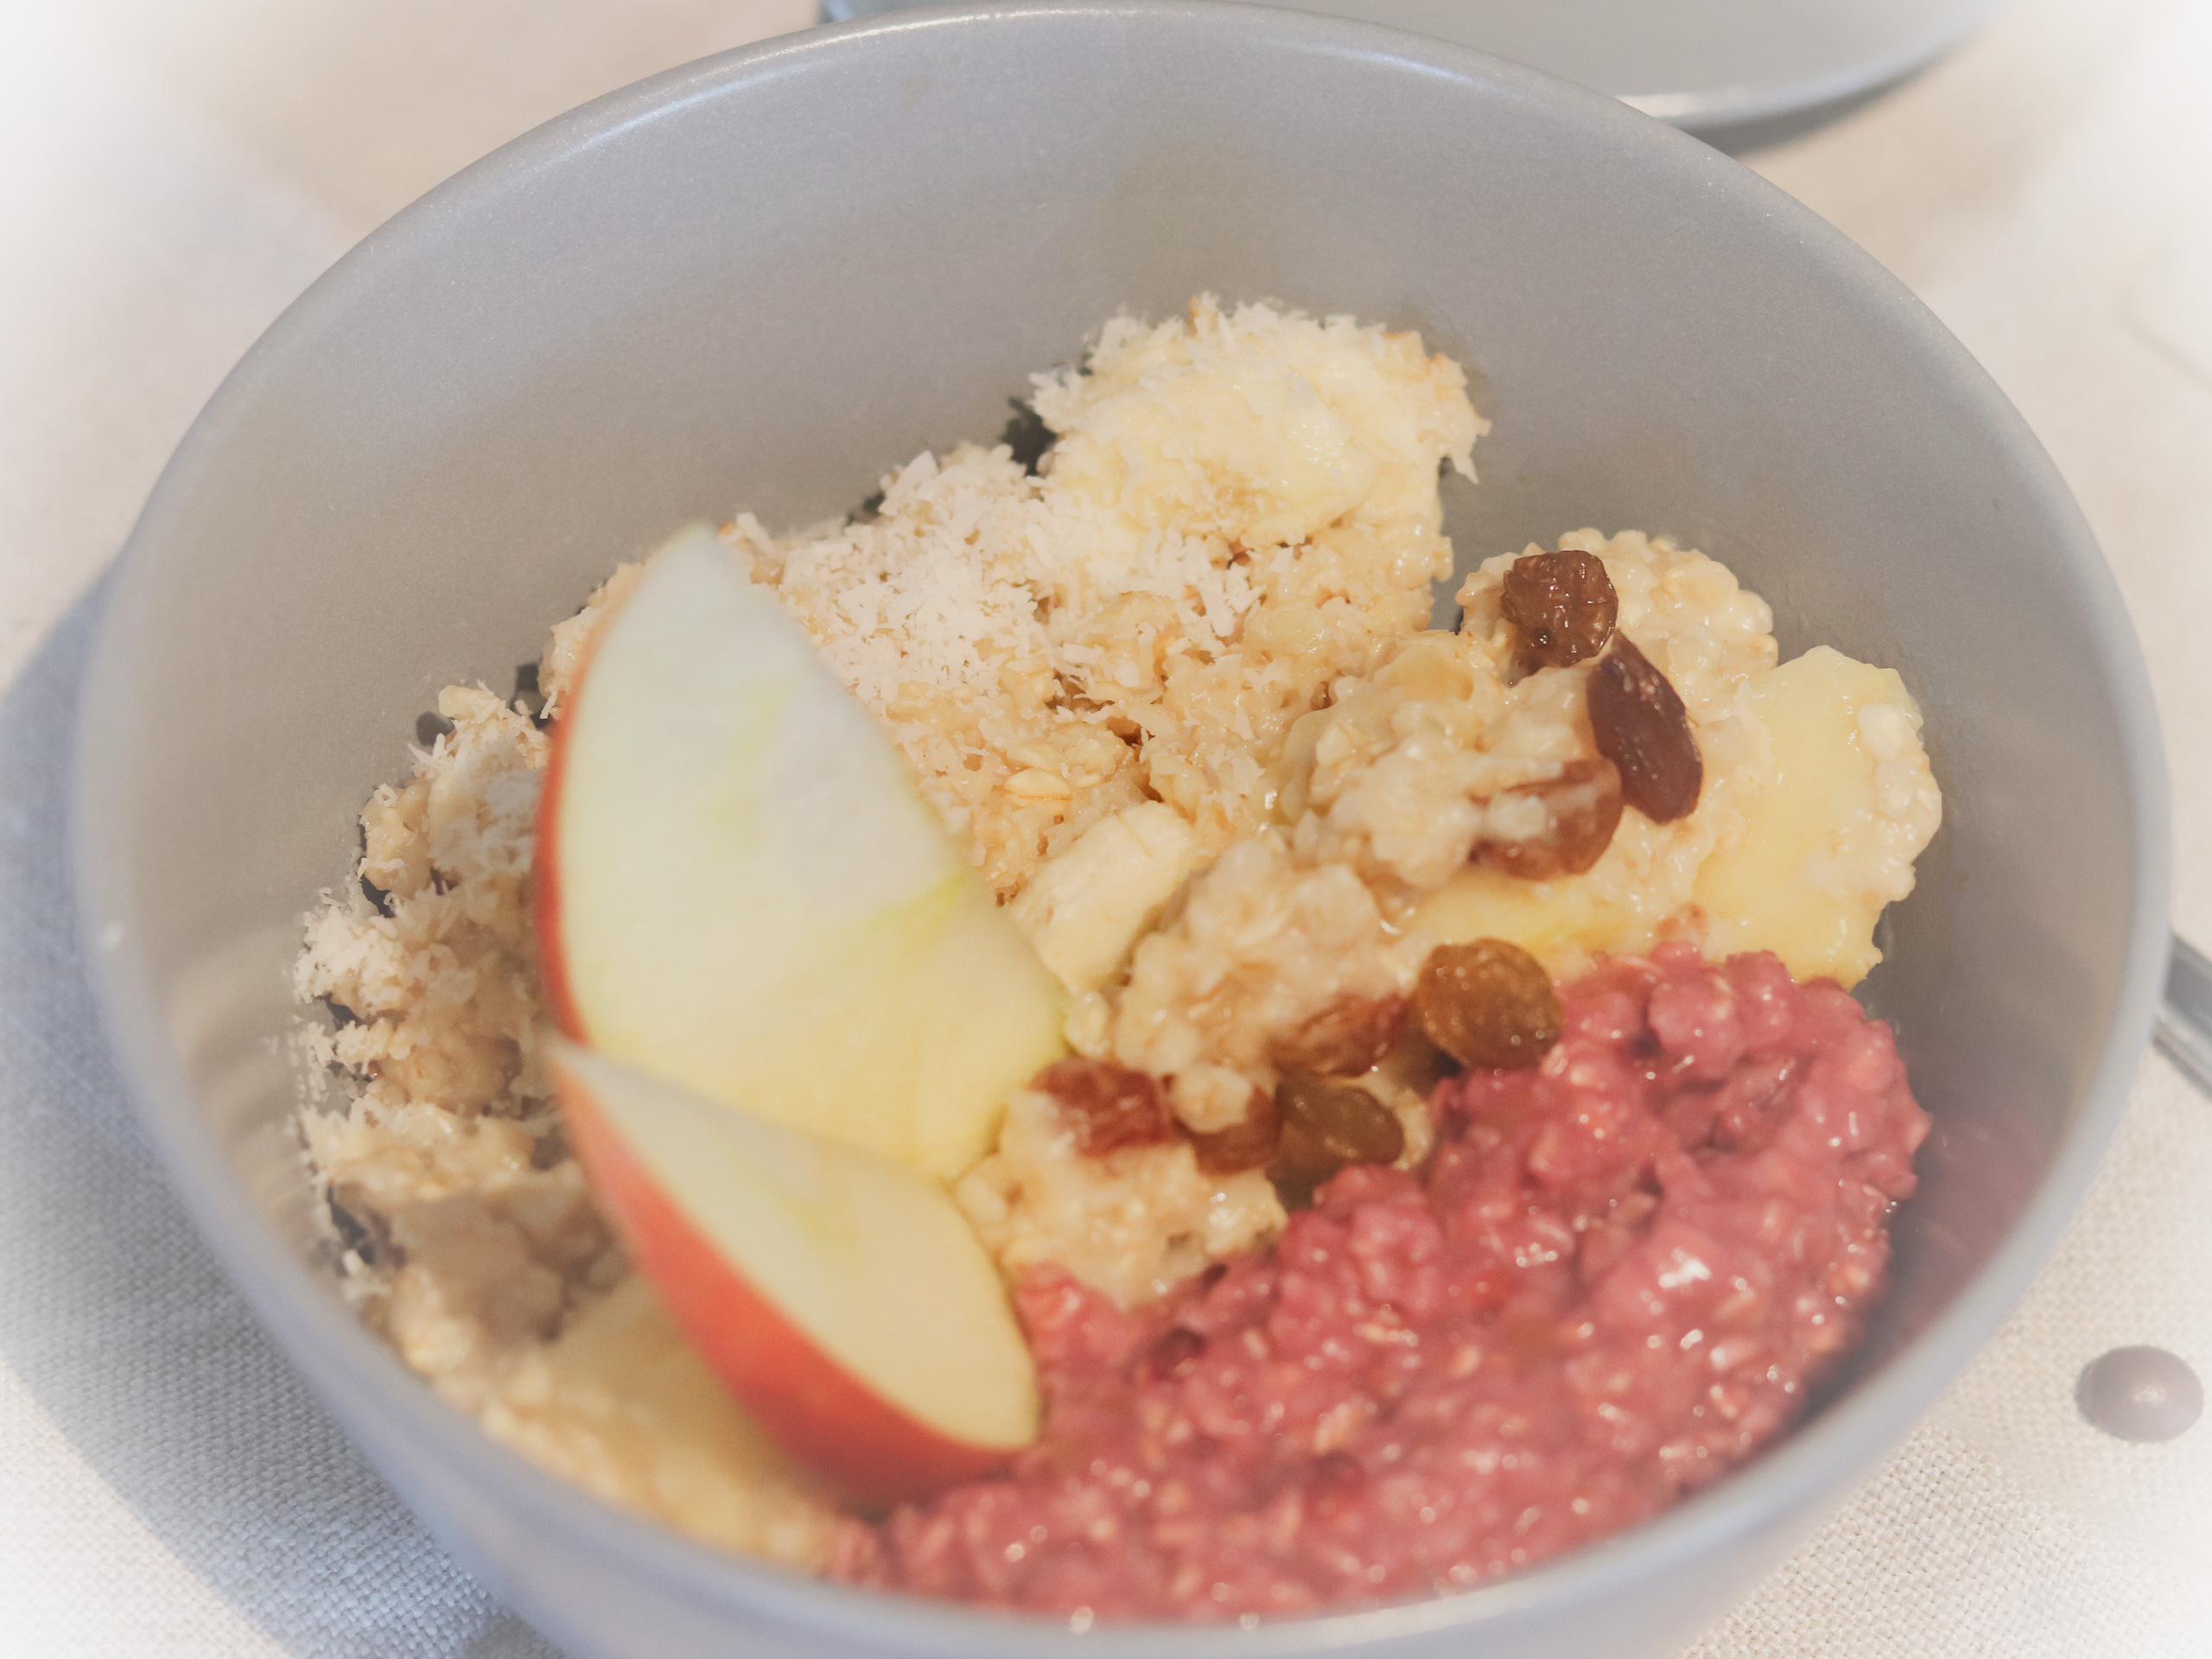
4, 0, 2209, 1651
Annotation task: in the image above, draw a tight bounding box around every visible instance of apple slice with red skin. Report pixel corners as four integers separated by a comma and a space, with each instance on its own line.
555, 1042, 1038, 1503
535, 524, 1067, 1182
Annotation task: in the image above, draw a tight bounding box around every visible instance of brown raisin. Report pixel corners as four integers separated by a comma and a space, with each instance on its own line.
1033, 1058, 1177, 1155
1268, 1074, 1405, 1206
1414, 939, 1563, 1069
1268, 1132, 1332, 1210
1471, 756, 1624, 880
1269, 993, 1408, 1077
1500, 550, 1618, 671
1185, 1086, 1282, 1174
1588, 634, 1702, 823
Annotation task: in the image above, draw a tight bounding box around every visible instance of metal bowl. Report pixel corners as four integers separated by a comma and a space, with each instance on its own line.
73, 4, 2168, 1655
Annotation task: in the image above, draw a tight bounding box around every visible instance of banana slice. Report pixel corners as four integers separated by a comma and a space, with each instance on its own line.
1009, 804, 1204, 993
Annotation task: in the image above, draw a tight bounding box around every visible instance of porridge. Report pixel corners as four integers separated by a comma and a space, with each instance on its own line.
846, 946, 1926, 1618
296, 297, 1941, 1617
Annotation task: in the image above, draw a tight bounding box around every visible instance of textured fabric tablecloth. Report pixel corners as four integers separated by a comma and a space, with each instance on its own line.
5, 0, 2209, 1651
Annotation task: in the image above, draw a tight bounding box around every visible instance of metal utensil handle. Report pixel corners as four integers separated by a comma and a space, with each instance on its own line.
2157, 932, 2212, 1098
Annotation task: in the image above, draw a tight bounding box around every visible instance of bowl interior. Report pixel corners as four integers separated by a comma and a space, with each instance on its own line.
75, 6, 2166, 1656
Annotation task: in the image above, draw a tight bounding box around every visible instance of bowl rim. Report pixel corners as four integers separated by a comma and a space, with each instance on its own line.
71, 2, 2171, 1650
1618, 0, 2015, 130
822, 0, 2020, 134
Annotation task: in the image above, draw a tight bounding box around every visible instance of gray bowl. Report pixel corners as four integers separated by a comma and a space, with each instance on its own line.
72, 4, 2168, 1656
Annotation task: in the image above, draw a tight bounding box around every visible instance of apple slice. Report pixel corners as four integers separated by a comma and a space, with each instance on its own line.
555, 1042, 1038, 1501
537, 524, 1067, 1180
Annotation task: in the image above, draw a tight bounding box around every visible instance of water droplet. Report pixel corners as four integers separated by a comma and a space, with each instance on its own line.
2078, 1346, 2202, 1442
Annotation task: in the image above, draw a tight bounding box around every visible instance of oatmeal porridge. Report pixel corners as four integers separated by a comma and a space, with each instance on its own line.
296, 296, 1942, 1618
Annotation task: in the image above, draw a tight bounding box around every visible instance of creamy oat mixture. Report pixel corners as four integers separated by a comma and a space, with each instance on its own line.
296, 298, 1940, 1577
852, 945, 1931, 1618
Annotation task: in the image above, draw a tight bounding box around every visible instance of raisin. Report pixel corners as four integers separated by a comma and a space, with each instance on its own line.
1268, 1074, 1405, 1207
1414, 939, 1563, 1069
1268, 1130, 1337, 1210
1588, 634, 1702, 823
1139, 1325, 1207, 1383
1185, 1085, 1282, 1174
1033, 1058, 1177, 1155
1270, 993, 1408, 1077
1500, 550, 1618, 671
1471, 756, 1624, 880
1278, 1074, 1407, 1164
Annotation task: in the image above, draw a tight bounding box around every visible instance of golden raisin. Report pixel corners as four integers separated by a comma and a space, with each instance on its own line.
1471, 756, 1624, 880
1588, 634, 1702, 823
1500, 550, 1618, 671
1185, 1086, 1282, 1174
1268, 1074, 1405, 1207
1414, 939, 1563, 1069
1269, 993, 1408, 1077
1033, 1058, 1177, 1155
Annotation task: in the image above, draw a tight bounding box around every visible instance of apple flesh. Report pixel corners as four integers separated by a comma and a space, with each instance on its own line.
555, 1043, 1039, 1502
536, 524, 1068, 1180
